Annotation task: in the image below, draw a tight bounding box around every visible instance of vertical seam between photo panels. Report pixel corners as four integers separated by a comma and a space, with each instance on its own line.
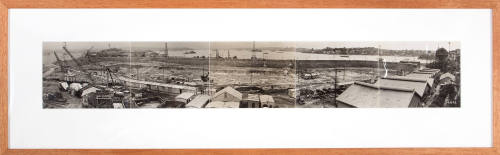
294, 41, 297, 108
208, 41, 211, 105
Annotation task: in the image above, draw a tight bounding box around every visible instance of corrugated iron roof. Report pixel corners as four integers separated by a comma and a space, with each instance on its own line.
244, 94, 260, 102
205, 101, 240, 108
213, 86, 243, 100
259, 95, 275, 103
376, 77, 429, 97
186, 95, 211, 108
406, 73, 432, 79
405, 74, 434, 86
176, 92, 195, 100
336, 82, 420, 108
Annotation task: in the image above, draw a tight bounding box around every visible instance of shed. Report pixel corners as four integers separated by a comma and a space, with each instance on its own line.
186, 95, 211, 108
113, 103, 125, 108
336, 82, 422, 108
69, 83, 83, 92
212, 86, 242, 102
59, 82, 69, 91
175, 92, 195, 103
260, 95, 275, 108
81, 87, 100, 97
405, 74, 435, 87
375, 76, 431, 97
205, 101, 240, 108
69, 83, 83, 96
241, 94, 260, 108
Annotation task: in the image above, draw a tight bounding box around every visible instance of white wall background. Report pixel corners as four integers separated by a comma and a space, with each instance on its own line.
9, 9, 492, 148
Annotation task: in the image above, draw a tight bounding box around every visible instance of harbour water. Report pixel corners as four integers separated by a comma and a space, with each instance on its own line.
43, 48, 428, 65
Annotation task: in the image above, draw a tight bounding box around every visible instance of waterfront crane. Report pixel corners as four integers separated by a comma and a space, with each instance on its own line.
62, 42, 95, 83
53, 51, 67, 72
84, 46, 94, 63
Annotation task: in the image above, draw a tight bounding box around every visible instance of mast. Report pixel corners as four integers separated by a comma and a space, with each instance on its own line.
164, 42, 169, 58
251, 41, 257, 60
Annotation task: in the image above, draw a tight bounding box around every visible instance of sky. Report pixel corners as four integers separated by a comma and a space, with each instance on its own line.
43, 41, 461, 53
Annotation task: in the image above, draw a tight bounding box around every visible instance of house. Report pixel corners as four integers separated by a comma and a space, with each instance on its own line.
260, 95, 275, 108
186, 95, 211, 108
241, 94, 260, 108
212, 86, 242, 102
375, 76, 431, 98
336, 82, 422, 108
205, 101, 240, 108
175, 92, 195, 104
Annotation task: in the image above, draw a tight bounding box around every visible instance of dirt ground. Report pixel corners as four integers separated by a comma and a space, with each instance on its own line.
43, 81, 83, 109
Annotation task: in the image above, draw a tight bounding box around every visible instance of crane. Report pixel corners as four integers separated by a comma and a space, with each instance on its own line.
62, 42, 95, 83
53, 51, 67, 72
84, 46, 94, 63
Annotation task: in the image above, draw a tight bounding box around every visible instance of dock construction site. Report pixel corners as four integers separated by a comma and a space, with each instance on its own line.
42, 42, 460, 108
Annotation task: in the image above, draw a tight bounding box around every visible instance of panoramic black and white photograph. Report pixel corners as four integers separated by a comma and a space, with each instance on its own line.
42, 41, 461, 108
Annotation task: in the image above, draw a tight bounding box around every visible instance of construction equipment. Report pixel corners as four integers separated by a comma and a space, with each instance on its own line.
96, 64, 123, 87
84, 46, 94, 63
53, 51, 67, 72
62, 42, 95, 83
201, 67, 209, 82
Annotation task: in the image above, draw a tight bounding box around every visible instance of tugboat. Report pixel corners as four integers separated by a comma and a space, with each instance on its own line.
184, 50, 197, 54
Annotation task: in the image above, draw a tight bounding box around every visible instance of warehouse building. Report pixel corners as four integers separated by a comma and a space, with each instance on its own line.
336, 82, 422, 108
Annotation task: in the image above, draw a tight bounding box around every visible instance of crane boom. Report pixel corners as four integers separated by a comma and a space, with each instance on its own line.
62, 43, 94, 82
62, 45, 82, 67
53, 51, 65, 71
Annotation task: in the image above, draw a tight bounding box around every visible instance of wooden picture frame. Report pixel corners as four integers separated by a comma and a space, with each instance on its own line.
0, 0, 498, 154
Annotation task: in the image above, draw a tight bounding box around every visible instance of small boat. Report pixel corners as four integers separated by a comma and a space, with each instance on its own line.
184, 51, 197, 54
340, 55, 349, 58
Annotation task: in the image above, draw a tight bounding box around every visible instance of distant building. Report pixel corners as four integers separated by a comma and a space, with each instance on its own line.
336, 82, 422, 108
